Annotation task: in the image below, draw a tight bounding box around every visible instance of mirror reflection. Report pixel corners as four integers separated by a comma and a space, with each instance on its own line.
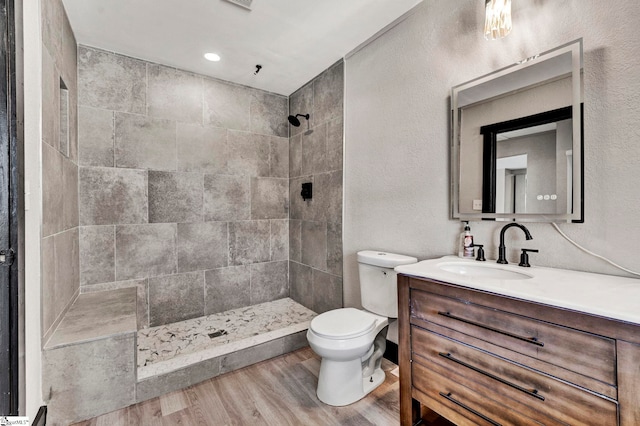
451, 39, 583, 222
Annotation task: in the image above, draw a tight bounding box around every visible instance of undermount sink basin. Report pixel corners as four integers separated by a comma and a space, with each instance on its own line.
438, 262, 533, 280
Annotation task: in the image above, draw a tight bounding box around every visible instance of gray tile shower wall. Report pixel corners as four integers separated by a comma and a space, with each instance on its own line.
288, 60, 344, 314
41, 0, 79, 340
77, 45, 290, 328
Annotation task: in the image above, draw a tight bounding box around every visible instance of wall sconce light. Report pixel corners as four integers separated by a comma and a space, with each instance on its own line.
484, 0, 512, 40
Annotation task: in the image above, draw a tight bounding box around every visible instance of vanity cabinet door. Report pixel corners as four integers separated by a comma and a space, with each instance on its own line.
412, 326, 618, 426
411, 289, 616, 385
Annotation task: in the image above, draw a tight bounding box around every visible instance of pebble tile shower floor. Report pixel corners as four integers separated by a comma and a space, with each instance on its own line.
137, 298, 316, 380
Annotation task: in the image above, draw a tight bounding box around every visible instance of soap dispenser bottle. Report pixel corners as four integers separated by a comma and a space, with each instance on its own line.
458, 222, 474, 258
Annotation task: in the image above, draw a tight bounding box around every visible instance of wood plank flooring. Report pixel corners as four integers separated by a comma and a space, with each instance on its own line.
72, 347, 452, 426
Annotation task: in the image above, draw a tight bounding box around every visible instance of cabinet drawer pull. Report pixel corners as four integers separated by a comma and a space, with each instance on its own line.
438, 392, 502, 426
439, 352, 545, 401
437, 311, 544, 347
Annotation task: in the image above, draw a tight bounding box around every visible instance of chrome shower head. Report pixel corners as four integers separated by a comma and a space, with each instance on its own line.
288, 113, 309, 127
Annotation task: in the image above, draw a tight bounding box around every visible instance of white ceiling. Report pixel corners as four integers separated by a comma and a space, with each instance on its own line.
61, 0, 423, 96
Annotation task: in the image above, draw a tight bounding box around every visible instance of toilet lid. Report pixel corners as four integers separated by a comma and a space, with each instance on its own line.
310, 308, 377, 339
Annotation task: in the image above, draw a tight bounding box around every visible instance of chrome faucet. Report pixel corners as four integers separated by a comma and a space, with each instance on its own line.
497, 223, 533, 264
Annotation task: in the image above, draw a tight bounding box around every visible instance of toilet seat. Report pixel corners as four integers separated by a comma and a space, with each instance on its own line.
310, 308, 379, 340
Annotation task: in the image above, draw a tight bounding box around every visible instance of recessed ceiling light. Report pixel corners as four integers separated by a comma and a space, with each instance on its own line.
204, 53, 221, 62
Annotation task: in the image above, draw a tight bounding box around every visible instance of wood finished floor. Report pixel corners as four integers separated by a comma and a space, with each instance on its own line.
72, 347, 453, 426
72, 347, 395, 425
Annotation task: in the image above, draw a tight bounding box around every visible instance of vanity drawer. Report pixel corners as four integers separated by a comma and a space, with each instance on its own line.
412, 326, 618, 426
410, 289, 616, 385
412, 360, 550, 426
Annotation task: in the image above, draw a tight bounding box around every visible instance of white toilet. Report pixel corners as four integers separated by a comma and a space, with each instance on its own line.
306, 250, 418, 406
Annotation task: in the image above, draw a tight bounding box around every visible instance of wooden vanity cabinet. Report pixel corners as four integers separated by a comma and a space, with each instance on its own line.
398, 274, 640, 426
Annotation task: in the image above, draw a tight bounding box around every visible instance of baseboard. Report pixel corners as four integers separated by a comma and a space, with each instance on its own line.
383, 340, 398, 365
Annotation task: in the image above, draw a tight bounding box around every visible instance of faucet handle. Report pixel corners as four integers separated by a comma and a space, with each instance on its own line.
472, 244, 486, 262
519, 248, 539, 267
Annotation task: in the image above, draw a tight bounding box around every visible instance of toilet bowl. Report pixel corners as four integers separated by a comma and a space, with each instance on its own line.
306, 251, 418, 406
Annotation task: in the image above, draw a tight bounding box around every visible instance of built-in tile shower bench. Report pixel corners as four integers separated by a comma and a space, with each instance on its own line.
43, 289, 315, 425
42, 288, 138, 425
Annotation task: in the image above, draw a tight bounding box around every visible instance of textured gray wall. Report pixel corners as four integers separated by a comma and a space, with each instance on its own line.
40, 0, 79, 341
288, 61, 344, 314
77, 46, 290, 327
344, 0, 640, 308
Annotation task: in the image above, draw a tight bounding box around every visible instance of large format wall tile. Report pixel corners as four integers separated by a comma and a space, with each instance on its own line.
42, 144, 64, 237
288, 175, 314, 222
203, 78, 251, 131
301, 123, 327, 175
41, 236, 57, 335
54, 228, 80, 326
43, 334, 136, 426
327, 222, 343, 277
326, 117, 343, 172
270, 136, 289, 178
79, 167, 148, 226
249, 91, 288, 137
313, 61, 344, 124
80, 225, 115, 286
250, 177, 289, 220
148, 171, 203, 223
60, 7, 78, 94
67, 82, 80, 163
149, 271, 204, 326
135, 355, 221, 403
270, 219, 288, 261
301, 221, 327, 271
219, 339, 284, 374
203, 174, 250, 221
115, 113, 176, 171
229, 221, 271, 265
289, 134, 302, 178
204, 266, 251, 315
284, 330, 309, 352
177, 222, 228, 272
316, 170, 343, 224
289, 261, 312, 309
62, 157, 79, 230
41, 48, 59, 149
289, 219, 301, 263
41, 0, 64, 68
250, 261, 288, 304
312, 270, 342, 314
288, 59, 343, 313
177, 123, 227, 174
226, 130, 270, 176
41, 0, 80, 345
78, 46, 146, 114
74, 43, 297, 334
79, 106, 114, 167
115, 224, 177, 281
147, 65, 203, 124
289, 82, 313, 137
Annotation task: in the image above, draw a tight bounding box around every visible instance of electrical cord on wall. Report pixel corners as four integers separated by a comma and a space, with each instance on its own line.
551, 223, 640, 277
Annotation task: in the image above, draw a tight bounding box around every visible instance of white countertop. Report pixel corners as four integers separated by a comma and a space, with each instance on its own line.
395, 256, 640, 326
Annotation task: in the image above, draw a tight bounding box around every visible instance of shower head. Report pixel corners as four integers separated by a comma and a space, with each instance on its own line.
288, 113, 310, 127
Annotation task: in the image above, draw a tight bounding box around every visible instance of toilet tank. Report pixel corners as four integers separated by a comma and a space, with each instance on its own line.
357, 251, 418, 318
